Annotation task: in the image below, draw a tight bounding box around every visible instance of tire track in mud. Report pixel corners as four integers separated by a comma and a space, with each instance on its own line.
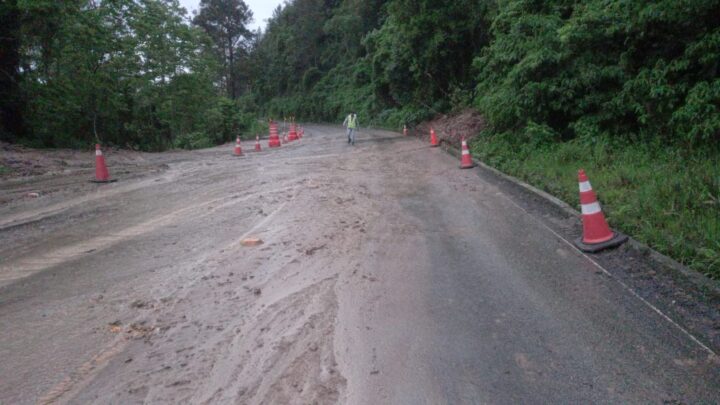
0, 185, 298, 286
0, 170, 180, 231
63, 165, 375, 404
0, 149, 271, 231
133, 276, 346, 405
5, 127, 383, 404
34, 187, 303, 404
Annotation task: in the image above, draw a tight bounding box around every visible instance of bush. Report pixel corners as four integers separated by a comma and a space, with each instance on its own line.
174, 131, 215, 150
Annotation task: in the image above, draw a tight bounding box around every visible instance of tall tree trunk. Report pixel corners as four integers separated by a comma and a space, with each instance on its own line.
228, 35, 236, 99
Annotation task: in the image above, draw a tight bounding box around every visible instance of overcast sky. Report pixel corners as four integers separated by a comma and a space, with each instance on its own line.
179, 0, 285, 31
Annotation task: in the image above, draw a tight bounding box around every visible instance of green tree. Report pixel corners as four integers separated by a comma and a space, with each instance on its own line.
12, 0, 231, 150
193, 0, 254, 99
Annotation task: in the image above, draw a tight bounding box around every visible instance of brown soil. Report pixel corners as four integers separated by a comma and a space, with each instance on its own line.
0, 142, 199, 205
0, 142, 159, 179
413, 108, 486, 146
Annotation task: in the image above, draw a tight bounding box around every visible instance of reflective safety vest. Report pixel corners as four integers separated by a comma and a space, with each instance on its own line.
347, 114, 357, 129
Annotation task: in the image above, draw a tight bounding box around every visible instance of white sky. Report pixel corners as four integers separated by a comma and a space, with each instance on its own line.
179, 0, 285, 31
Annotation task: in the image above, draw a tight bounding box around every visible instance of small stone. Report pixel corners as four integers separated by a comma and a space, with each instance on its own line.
109, 320, 123, 333
240, 237, 264, 247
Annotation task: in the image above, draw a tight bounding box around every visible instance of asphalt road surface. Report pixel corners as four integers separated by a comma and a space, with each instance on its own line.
0, 125, 718, 404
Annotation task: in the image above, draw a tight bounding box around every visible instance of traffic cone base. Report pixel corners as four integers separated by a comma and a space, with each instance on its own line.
574, 232, 628, 253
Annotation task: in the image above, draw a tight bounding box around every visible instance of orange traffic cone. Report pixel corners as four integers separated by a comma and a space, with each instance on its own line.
268, 122, 281, 148
288, 124, 299, 141
574, 169, 627, 252
91, 144, 116, 183
233, 136, 243, 156
403, 125, 408, 137
430, 128, 439, 147
460, 137, 475, 169
254, 135, 262, 152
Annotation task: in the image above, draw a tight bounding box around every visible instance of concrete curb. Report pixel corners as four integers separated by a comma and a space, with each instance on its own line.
437, 138, 720, 295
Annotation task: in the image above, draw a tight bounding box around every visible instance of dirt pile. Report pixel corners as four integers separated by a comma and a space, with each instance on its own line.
413, 109, 486, 146
0, 142, 186, 206
0, 142, 154, 178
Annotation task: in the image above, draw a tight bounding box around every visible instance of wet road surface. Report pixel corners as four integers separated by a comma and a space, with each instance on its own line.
0, 126, 718, 404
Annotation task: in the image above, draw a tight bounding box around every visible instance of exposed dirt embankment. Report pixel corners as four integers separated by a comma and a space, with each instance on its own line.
0, 142, 156, 179
414, 109, 486, 145
0, 142, 203, 206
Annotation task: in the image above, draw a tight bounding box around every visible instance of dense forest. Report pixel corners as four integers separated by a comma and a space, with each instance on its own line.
0, 0, 718, 276
0, 0, 262, 150
2, 0, 718, 149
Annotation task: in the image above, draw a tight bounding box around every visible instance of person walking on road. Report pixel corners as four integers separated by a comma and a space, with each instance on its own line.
343, 112, 359, 145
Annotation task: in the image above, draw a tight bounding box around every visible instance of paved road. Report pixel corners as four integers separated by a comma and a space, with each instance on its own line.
0, 125, 718, 404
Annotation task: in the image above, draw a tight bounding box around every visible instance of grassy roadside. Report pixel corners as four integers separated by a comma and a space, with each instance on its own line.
470, 135, 720, 279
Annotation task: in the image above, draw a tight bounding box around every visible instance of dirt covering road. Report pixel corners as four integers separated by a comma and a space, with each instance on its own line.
0, 126, 719, 404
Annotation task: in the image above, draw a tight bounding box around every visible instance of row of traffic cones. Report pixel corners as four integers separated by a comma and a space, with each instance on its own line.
92, 121, 306, 182
420, 125, 626, 253
235, 121, 304, 156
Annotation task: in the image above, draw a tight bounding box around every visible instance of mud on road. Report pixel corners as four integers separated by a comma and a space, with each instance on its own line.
0, 126, 719, 404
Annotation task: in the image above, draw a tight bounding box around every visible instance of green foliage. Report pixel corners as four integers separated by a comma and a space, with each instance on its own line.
193, 0, 254, 99
474, 0, 720, 147
203, 97, 243, 144
249, 0, 490, 126
5, 0, 253, 151
173, 96, 266, 150
174, 131, 216, 150
0, 0, 25, 141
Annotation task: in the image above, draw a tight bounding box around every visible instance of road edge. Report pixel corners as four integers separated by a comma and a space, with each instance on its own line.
436, 140, 720, 295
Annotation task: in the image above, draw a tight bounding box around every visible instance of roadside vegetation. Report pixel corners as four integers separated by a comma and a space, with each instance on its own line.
1, 0, 718, 277
475, 135, 719, 278
0, 0, 261, 151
